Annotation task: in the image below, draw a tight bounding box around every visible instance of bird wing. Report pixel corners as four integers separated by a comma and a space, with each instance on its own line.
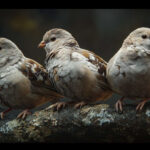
72, 49, 111, 90
18, 58, 63, 97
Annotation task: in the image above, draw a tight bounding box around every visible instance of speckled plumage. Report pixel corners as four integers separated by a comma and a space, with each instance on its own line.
0, 38, 63, 118
39, 28, 113, 108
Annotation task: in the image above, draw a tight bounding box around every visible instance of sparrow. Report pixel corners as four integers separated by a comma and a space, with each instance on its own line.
0, 38, 63, 119
106, 27, 150, 112
38, 28, 113, 110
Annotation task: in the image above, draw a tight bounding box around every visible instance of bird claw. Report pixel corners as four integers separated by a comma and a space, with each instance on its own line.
115, 100, 123, 113
115, 97, 124, 113
0, 108, 12, 119
74, 101, 86, 109
0, 112, 5, 119
17, 109, 31, 119
50, 102, 68, 111
136, 99, 148, 112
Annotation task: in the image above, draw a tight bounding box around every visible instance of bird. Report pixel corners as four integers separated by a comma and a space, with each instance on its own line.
106, 27, 150, 112
38, 28, 113, 110
0, 37, 63, 119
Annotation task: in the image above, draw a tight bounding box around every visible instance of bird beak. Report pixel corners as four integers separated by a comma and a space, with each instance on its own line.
38, 41, 46, 48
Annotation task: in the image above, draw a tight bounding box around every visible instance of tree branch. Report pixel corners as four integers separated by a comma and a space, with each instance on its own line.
0, 103, 150, 143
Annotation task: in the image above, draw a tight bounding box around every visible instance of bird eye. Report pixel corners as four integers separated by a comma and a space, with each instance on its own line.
51, 37, 56, 42
142, 34, 147, 39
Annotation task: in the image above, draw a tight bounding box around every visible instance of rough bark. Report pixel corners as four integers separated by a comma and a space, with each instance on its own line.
0, 103, 150, 143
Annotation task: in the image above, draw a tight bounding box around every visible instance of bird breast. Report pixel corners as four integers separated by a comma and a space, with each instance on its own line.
107, 47, 150, 98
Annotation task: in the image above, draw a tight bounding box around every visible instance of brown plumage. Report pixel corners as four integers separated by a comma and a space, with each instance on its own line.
38, 28, 113, 110
0, 38, 63, 119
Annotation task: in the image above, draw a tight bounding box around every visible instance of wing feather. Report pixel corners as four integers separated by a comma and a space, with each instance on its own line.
18, 58, 63, 97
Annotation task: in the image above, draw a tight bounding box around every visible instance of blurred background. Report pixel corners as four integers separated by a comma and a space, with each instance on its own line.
0, 9, 150, 108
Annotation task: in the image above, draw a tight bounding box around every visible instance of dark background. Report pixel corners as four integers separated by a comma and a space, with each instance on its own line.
0, 9, 150, 107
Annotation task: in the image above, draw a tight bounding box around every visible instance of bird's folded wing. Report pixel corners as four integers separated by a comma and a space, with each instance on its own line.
74, 49, 106, 75
18, 58, 62, 96
74, 49, 111, 90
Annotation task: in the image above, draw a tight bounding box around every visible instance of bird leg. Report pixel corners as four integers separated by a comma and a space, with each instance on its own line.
74, 101, 87, 109
0, 108, 12, 119
17, 109, 31, 119
115, 96, 125, 112
136, 98, 149, 111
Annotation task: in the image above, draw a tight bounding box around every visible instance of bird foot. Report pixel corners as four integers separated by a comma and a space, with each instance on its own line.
115, 97, 124, 113
49, 101, 68, 111
17, 109, 31, 119
0, 108, 12, 119
136, 99, 148, 111
74, 101, 87, 109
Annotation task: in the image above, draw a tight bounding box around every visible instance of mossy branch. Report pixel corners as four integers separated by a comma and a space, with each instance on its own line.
0, 103, 150, 143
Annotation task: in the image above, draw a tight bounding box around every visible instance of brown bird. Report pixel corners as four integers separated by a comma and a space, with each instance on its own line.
38, 28, 113, 110
106, 27, 150, 112
0, 38, 63, 119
